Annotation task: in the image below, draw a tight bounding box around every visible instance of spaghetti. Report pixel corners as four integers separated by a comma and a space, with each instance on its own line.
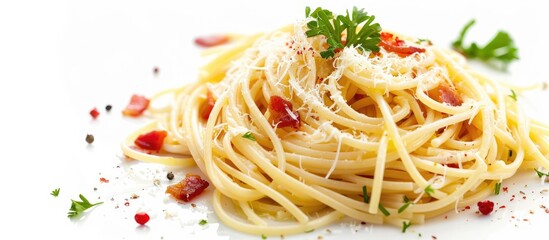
121, 14, 549, 235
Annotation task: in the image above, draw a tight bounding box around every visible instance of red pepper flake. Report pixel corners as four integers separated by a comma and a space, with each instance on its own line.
499, 205, 506, 209
464, 205, 470, 210
269, 95, 301, 129
99, 177, 109, 183
134, 130, 168, 151
201, 89, 216, 120
503, 187, 509, 193
477, 200, 494, 215
89, 107, 100, 119
445, 163, 459, 168
195, 35, 230, 47
166, 174, 209, 202
123, 94, 150, 117
378, 32, 425, 57
134, 212, 150, 225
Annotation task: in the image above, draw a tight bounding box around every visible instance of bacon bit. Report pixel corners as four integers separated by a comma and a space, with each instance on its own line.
122, 94, 150, 117
99, 177, 109, 183
446, 163, 459, 168
201, 89, 216, 120
194, 35, 230, 47
269, 95, 301, 129
134, 130, 168, 151
477, 200, 494, 215
428, 82, 463, 106
378, 32, 425, 57
166, 174, 209, 202
90, 107, 100, 119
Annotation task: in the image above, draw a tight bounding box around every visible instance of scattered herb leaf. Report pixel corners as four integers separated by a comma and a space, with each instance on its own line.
378, 204, 390, 216
242, 131, 256, 141
508, 89, 517, 101
261, 234, 267, 239
416, 38, 432, 45
452, 19, 519, 67
305, 229, 315, 233
51, 188, 60, 197
199, 219, 208, 225
402, 221, 412, 233
494, 182, 502, 195
424, 185, 435, 197
305, 6, 381, 58
362, 185, 370, 203
67, 194, 103, 218
398, 201, 412, 213
535, 169, 549, 178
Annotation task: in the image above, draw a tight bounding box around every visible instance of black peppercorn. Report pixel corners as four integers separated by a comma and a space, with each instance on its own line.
86, 134, 94, 144
167, 172, 174, 180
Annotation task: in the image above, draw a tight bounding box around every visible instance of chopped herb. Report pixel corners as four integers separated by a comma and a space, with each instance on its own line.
362, 185, 370, 203
416, 38, 432, 45
403, 195, 410, 203
378, 204, 390, 216
402, 221, 412, 233
495, 182, 502, 195
398, 201, 411, 213
305, 229, 315, 233
261, 234, 267, 239
51, 188, 60, 197
199, 219, 208, 225
68, 194, 103, 218
535, 169, 549, 178
508, 89, 517, 101
424, 185, 435, 197
242, 131, 256, 141
452, 19, 518, 68
305, 6, 381, 58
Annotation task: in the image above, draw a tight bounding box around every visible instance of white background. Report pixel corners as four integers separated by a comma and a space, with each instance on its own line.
1, 0, 548, 239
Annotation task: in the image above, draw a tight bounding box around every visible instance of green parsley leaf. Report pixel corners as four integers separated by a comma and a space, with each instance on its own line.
51, 188, 60, 197
67, 194, 103, 218
305, 6, 381, 58
378, 204, 390, 216
305, 229, 315, 233
416, 38, 432, 45
402, 221, 412, 233
535, 169, 549, 178
261, 234, 267, 239
362, 185, 370, 203
494, 182, 502, 195
199, 219, 208, 225
398, 201, 411, 213
452, 19, 519, 68
508, 89, 517, 101
424, 185, 435, 197
242, 131, 256, 141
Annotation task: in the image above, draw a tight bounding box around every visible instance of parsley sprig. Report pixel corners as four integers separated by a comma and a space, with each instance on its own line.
305, 7, 381, 58
51, 188, 60, 197
452, 19, 518, 67
68, 194, 103, 218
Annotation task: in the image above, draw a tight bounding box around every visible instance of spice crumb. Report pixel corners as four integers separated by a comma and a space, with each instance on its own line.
86, 134, 95, 144
105, 104, 112, 112
167, 172, 174, 180
153, 67, 159, 75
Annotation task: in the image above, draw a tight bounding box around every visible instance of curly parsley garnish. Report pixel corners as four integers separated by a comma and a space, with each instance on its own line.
424, 185, 435, 197
535, 169, 549, 178
452, 19, 518, 67
67, 194, 103, 218
51, 188, 60, 197
305, 6, 381, 58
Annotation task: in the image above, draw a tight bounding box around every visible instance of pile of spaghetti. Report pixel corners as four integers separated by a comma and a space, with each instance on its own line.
122, 7, 549, 235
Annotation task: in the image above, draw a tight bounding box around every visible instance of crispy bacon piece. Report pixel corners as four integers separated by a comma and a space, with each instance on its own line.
378, 32, 425, 57
428, 82, 463, 106
134, 130, 167, 151
269, 95, 301, 129
166, 174, 210, 202
194, 35, 230, 47
201, 89, 216, 120
123, 94, 150, 117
